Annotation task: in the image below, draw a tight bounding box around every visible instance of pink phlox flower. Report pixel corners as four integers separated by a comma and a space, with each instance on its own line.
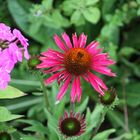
0, 23, 29, 89
0, 23, 14, 41
13, 29, 29, 59
0, 49, 15, 73
0, 68, 11, 89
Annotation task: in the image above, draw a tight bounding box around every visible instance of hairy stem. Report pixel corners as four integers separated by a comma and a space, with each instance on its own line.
122, 75, 129, 132
36, 72, 50, 112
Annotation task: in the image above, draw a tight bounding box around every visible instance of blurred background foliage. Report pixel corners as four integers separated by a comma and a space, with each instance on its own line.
0, 0, 140, 139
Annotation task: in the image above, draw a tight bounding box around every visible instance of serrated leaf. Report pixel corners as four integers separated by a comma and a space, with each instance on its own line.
17, 119, 48, 134
62, 0, 77, 16
71, 10, 85, 26
82, 7, 100, 24
0, 86, 26, 99
76, 97, 89, 112
0, 106, 23, 122
44, 108, 61, 140
92, 129, 116, 140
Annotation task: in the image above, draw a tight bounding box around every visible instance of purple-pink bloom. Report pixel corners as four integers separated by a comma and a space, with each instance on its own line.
0, 23, 29, 89
37, 33, 116, 103
0, 69, 11, 89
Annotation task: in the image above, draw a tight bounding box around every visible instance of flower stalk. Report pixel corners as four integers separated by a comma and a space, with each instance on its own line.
36, 71, 50, 112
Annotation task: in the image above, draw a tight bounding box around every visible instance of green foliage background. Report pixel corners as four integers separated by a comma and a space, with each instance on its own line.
0, 0, 140, 139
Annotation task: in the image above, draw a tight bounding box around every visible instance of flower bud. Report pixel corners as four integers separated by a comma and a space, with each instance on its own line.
100, 87, 117, 106
28, 55, 41, 70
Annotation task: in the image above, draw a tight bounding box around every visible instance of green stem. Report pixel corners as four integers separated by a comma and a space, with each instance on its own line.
70, 102, 75, 112
36, 72, 50, 111
90, 107, 107, 140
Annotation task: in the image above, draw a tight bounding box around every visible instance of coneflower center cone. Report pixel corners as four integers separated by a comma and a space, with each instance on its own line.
61, 118, 81, 136
64, 48, 92, 75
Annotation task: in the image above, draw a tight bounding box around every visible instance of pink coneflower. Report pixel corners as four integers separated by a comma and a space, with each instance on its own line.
0, 23, 29, 89
37, 33, 116, 102
58, 111, 86, 138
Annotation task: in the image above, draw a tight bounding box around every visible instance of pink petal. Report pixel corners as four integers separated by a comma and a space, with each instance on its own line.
8, 43, 22, 62
62, 32, 73, 48
72, 33, 78, 48
24, 46, 30, 60
86, 72, 108, 95
92, 65, 116, 76
57, 75, 72, 101
86, 41, 98, 50
42, 49, 64, 60
54, 34, 67, 51
86, 41, 102, 55
37, 60, 62, 68
0, 23, 14, 41
0, 70, 11, 89
70, 77, 77, 103
76, 76, 82, 102
43, 66, 63, 74
78, 33, 87, 48
13, 29, 28, 47
57, 72, 70, 85
44, 71, 65, 85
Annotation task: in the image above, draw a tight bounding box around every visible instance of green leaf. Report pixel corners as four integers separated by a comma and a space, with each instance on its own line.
76, 97, 89, 112
44, 108, 61, 140
85, 0, 99, 6
62, 0, 77, 16
92, 129, 116, 140
0, 86, 26, 99
51, 10, 70, 28
137, 8, 140, 15
137, 0, 140, 4
7, 0, 29, 31
123, 83, 140, 107
20, 135, 38, 140
119, 47, 136, 57
82, 7, 100, 24
71, 10, 85, 26
42, 0, 53, 11
7, 0, 63, 45
0, 106, 23, 122
83, 104, 105, 139
17, 119, 48, 134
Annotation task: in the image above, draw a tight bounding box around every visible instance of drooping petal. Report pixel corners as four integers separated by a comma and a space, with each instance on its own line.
42, 49, 64, 60
62, 32, 73, 48
91, 65, 116, 76
76, 76, 82, 102
43, 66, 63, 74
78, 33, 87, 48
70, 77, 77, 103
87, 72, 108, 95
44, 71, 65, 85
54, 34, 67, 51
37, 60, 62, 68
57, 75, 72, 101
